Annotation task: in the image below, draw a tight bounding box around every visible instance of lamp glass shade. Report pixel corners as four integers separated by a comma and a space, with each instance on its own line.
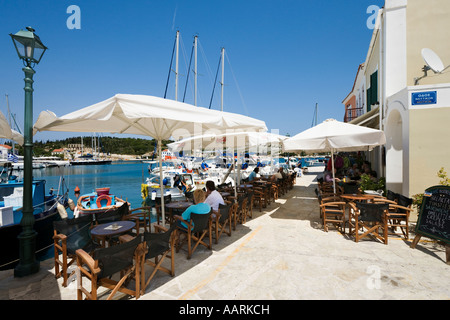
10, 28, 47, 64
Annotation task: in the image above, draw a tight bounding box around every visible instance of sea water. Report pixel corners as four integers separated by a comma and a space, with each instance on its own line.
20, 161, 151, 262
28, 161, 150, 213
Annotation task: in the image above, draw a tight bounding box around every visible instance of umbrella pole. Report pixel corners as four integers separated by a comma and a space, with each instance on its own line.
233, 164, 237, 202
159, 140, 166, 227
331, 149, 336, 194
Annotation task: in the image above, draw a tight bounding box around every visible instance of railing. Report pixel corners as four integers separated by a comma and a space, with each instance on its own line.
344, 107, 364, 123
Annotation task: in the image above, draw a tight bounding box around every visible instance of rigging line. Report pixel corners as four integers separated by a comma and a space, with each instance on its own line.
209, 53, 222, 109
178, 32, 189, 78
164, 33, 177, 99
198, 40, 214, 88
183, 38, 195, 103
10, 113, 22, 134
198, 40, 215, 107
225, 51, 249, 116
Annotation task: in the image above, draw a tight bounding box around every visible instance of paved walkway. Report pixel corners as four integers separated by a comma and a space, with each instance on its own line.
1, 167, 449, 300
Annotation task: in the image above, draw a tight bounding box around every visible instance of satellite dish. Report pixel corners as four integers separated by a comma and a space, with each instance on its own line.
422, 48, 445, 73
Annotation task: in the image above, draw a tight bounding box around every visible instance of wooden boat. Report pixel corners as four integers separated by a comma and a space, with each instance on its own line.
76, 187, 128, 218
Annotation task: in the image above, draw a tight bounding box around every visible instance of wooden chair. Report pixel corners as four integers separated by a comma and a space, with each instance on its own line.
174, 211, 212, 259
319, 198, 346, 233
76, 236, 145, 300
274, 180, 284, 197
53, 214, 97, 287
342, 182, 360, 195
253, 186, 267, 212
373, 198, 413, 240
123, 206, 152, 235
269, 182, 279, 201
212, 202, 235, 244
348, 202, 389, 244
140, 224, 177, 294
96, 202, 130, 224
319, 181, 344, 195
235, 195, 248, 226
155, 194, 172, 225
245, 191, 254, 221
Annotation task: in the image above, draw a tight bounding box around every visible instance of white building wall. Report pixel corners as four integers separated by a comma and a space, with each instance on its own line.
383, 0, 408, 99
385, 88, 410, 195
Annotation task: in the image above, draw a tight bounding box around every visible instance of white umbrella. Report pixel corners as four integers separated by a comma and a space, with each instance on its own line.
33, 94, 267, 224
283, 119, 386, 193
0, 111, 24, 145
168, 131, 288, 196
168, 131, 287, 153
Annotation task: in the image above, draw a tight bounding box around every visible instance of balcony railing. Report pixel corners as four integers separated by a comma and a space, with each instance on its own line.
344, 107, 364, 123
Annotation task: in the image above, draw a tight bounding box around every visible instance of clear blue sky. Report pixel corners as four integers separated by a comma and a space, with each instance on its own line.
0, 0, 385, 142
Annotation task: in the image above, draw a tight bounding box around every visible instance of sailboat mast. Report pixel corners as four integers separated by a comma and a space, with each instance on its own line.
312, 103, 318, 127
5, 94, 15, 153
315, 103, 318, 125
194, 35, 198, 106
175, 30, 180, 101
220, 47, 225, 111
5, 94, 11, 127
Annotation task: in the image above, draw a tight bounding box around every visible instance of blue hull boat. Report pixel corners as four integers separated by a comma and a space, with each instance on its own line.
0, 179, 69, 270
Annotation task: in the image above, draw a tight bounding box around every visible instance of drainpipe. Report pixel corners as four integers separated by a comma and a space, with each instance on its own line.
379, 8, 385, 178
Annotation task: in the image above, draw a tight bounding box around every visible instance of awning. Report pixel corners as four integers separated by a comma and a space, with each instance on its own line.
349, 106, 380, 129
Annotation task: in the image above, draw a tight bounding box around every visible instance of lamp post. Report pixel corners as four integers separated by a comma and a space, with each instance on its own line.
10, 27, 47, 277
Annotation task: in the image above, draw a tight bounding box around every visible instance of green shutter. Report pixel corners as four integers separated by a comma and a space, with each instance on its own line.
366, 70, 378, 112
371, 71, 378, 105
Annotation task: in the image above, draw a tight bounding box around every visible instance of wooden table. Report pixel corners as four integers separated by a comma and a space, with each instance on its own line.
340, 194, 377, 203
91, 220, 135, 247
252, 180, 268, 184
165, 201, 193, 224
220, 192, 231, 198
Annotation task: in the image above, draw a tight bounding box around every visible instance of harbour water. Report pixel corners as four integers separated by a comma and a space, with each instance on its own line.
12, 161, 150, 262
24, 160, 150, 213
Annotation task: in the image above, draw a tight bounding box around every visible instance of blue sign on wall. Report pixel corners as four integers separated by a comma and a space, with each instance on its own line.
412, 91, 437, 106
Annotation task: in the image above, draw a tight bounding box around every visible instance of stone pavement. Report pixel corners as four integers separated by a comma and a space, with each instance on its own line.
1, 166, 449, 300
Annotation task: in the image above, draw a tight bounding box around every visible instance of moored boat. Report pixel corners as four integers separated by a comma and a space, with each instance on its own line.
0, 177, 70, 270
76, 187, 128, 218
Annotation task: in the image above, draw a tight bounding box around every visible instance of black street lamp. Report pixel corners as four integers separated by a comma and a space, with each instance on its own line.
10, 27, 47, 277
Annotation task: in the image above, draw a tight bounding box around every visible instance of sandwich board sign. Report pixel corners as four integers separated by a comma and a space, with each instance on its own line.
411, 185, 450, 264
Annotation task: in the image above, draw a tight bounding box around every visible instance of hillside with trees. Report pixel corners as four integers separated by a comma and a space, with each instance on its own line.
10, 136, 173, 157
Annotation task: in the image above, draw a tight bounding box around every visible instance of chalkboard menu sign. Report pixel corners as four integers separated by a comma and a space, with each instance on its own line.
415, 186, 450, 244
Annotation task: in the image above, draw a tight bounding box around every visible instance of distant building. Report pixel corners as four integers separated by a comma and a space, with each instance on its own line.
162, 149, 175, 160
342, 64, 366, 123
0, 144, 12, 160
343, 0, 450, 196
52, 148, 64, 156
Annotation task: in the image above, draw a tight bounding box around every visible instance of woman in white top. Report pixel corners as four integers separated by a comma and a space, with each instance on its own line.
204, 180, 225, 212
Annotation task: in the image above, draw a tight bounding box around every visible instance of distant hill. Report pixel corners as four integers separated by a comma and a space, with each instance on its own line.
10, 136, 173, 157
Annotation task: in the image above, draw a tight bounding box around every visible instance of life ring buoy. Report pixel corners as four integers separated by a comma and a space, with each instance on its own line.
96, 195, 112, 208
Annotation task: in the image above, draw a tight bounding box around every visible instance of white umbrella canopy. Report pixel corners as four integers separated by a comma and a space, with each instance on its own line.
33, 94, 267, 139
168, 131, 288, 196
284, 119, 386, 192
168, 131, 287, 153
33, 94, 267, 224
0, 111, 23, 145
283, 119, 386, 153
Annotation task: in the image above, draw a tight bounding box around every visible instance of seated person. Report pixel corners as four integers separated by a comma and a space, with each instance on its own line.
324, 168, 341, 183
173, 174, 187, 193
347, 163, 360, 179
248, 167, 259, 182
204, 180, 225, 213
176, 189, 211, 229
270, 167, 284, 182
201, 161, 209, 171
